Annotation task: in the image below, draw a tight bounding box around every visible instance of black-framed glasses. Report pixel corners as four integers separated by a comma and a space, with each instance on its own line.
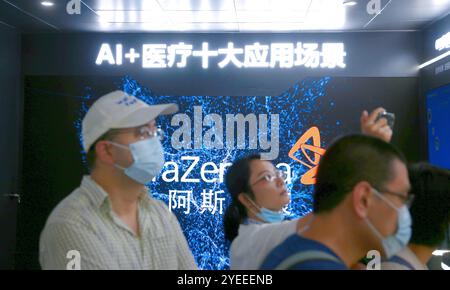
376, 188, 415, 208
251, 170, 287, 186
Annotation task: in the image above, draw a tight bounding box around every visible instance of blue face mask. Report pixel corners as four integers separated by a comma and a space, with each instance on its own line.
366, 190, 412, 259
258, 207, 285, 223
246, 196, 285, 223
109, 137, 165, 185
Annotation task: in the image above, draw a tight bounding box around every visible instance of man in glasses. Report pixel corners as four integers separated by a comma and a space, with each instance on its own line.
225, 107, 398, 270
261, 134, 412, 269
382, 163, 450, 270
39, 91, 197, 270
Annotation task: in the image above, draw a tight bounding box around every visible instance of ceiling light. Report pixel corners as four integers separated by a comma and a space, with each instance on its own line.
418, 50, 450, 69
343, 1, 358, 6
41, 1, 54, 7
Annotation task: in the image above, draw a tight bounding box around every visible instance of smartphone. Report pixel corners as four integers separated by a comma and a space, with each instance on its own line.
376, 111, 395, 130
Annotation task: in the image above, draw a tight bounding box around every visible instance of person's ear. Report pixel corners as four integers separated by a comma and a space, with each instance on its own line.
238, 193, 258, 213
352, 181, 373, 219
94, 140, 116, 167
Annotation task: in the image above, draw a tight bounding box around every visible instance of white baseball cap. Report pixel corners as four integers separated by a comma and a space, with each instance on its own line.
82, 90, 178, 152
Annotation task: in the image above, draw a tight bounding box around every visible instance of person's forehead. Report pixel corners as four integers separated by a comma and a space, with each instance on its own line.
388, 159, 411, 193
250, 160, 275, 177
144, 119, 156, 126
135, 119, 156, 129
111, 120, 156, 139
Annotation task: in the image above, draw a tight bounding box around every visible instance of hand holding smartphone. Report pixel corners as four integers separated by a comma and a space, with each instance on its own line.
376, 111, 395, 130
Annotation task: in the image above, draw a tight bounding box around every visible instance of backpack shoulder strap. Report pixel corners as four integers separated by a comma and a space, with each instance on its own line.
386, 255, 415, 270
275, 250, 342, 270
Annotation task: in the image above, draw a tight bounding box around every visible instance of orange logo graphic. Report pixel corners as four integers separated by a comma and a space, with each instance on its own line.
288, 127, 326, 185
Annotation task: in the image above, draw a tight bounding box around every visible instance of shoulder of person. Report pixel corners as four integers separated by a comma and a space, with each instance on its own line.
235, 220, 298, 251
46, 186, 92, 227
251, 219, 298, 235
145, 196, 180, 222
380, 248, 420, 270
146, 196, 170, 212
380, 261, 411, 270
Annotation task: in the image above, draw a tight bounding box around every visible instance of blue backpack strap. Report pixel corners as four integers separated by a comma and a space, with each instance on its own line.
387, 255, 415, 270
275, 250, 342, 270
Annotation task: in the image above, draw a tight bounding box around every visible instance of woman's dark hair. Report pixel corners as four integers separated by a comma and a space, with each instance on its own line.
223, 154, 261, 242
408, 162, 450, 247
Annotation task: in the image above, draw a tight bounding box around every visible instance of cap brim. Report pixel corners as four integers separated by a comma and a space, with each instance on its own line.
112, 103, 179, 129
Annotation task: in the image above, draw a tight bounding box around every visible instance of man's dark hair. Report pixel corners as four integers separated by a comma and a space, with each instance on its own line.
408, 163, 450, 247
313, 134, 406, 213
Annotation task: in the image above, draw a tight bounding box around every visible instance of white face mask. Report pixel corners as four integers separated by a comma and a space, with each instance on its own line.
109, 137, 165, 184
365, 189, 412, 259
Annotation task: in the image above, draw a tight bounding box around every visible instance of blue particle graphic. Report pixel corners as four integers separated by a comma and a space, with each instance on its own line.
75, 75, 337, 269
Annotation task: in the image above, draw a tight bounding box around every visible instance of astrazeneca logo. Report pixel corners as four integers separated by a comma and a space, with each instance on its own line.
288, 127, 326, 185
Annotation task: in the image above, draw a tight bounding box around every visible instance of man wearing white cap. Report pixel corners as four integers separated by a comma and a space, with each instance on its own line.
39, 91, 197, 270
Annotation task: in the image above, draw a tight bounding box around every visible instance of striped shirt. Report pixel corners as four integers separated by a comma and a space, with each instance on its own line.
39, 176, 197, 270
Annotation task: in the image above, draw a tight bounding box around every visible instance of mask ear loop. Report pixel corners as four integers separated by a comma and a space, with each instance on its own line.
365, 218, 386, 241
242, 193, 262, 217
108, 141, 130, 151
107, 141, 131, 170
372, 189, 400, 212
365, 190, 398, 246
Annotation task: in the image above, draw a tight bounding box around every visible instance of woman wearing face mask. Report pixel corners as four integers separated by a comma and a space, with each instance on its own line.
224, 107, 393, 270
381, 163, 450, 270
223, 154, 313, 270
